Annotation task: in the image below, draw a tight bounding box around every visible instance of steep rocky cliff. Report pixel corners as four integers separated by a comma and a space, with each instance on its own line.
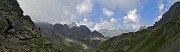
0, 0, 56, 52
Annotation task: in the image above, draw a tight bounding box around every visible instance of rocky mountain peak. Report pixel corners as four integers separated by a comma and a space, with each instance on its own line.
79, 25, 89, 29
69, 22, 78, 28
138, 25, 147, 31
92, 30, 101, 35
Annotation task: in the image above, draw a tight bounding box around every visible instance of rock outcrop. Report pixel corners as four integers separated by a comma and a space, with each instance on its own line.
69, 22, 78, 28
0, 0, 56, 52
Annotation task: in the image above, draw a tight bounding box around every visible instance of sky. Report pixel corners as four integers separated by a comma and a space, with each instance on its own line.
17, 0, 180, 31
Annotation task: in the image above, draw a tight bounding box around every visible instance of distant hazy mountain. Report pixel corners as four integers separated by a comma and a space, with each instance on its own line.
99, 29, 128, 37
138, 25, 147, 31
36, 22, 105, 52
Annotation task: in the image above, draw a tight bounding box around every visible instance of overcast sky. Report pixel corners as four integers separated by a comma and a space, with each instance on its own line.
17, 0, 180, 31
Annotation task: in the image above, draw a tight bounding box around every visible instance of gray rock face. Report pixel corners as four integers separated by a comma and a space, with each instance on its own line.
0, 0, 56, 52
9, 37, 21, 44
69, 22, 78, 28
36, 22, 105, 51
0, 18, 9, 33
37, 22, 105, 39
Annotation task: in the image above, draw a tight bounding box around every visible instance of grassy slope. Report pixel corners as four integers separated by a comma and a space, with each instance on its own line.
100, 16, 180, 52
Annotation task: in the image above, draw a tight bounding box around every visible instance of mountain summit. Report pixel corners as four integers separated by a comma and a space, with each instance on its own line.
36, 22, 105, 52
69, 22, 78, 28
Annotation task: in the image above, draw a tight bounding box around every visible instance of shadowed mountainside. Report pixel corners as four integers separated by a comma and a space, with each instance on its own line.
0, 0, 56, 52
100, 1, 180, 52
36, 22, 105, 52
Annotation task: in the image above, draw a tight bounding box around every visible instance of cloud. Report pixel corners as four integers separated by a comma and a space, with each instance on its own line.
156, 14, 163, 21
168, 0, 180, 6
76, 0, 93, 15
158, 3, 164, 13
17, 0, 84, 24
123, 9, 141, 30
76, 17, 119, 31
110, 18, 117, 23
155, 0, 167, 22
17, 0, 95, 24
97, 0, 145, 10
103, 8, 114, 17
94, 18, 118, 31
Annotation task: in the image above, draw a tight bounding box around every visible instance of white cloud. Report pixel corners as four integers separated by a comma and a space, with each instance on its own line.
76, 0, 93, 15
123, 9, 141, 30
103, 8, 114, 17
97, 0, 146, 11
76, 17, 119, 31
158, 3, 164, 13
155, 0, 167, 22
17, 0, 87, 24
156, 14, 163, 21
110, 18, 117, 23
17, 0, 94, 24
94, 18, 118, 31
168, 0, 180, 6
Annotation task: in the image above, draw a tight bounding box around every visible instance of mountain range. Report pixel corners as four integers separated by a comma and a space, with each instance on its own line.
36, 22, 105, 52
